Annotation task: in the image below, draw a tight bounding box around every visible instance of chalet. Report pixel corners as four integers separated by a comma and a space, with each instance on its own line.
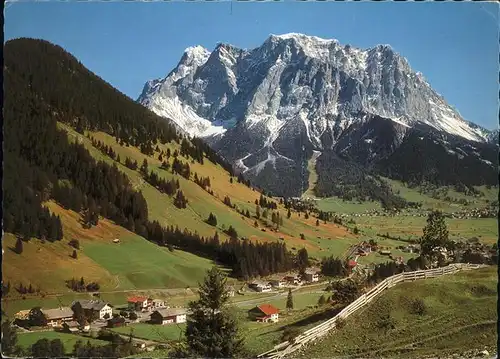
268, 279, 286, 288
347, 260, 357, 269
62, 320, 80, 333
76, 300, 113, 320
248, 304, 279, 323
113, 238, 120, 243
42, 307, 74, 328
380, 250, 391, 256
151, 299, 166, 310
303, 269, 320, 283
284, 275, 301, 285
127, 296, 150, 311
150, 308, 187, 325
249, 281, 272, 292
107, 316, 126, 328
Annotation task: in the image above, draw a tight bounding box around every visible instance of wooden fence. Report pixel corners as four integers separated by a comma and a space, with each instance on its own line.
257, 263, 487, 359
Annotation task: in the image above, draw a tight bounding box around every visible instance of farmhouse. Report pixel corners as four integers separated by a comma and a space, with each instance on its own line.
76, 300, 113, 320
107, 316, 126, 328
62, 320, 80, 333
127, 296, 150, 311
268, 278, 286, 288
151, 299, 167, 309
284, 274, 301, 285
248, 304, 279, 323
303, 269, 320, 283
150, 308, 187, 325
41, 307, 74, 327
249, 281, 272, 292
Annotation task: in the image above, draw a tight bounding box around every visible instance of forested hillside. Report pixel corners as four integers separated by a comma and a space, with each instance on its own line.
3, 38, 305, 280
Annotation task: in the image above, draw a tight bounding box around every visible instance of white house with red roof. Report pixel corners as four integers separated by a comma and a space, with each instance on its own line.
127, 296, 150, 311
247, 304, 279, 323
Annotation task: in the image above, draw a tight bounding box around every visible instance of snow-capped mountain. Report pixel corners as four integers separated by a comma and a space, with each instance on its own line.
138, 33, 497, 197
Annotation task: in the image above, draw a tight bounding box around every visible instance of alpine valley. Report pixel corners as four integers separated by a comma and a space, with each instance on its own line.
138, 33, 498, 199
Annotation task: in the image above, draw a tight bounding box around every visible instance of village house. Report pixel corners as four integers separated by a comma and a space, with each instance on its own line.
62, 320, 81, 333
127, 296, 150, 311
268, 278, 286, 288
249, 281, 272, 292
303, 269, 320, 283
107, 316, 126, 328
284, 274, 301, 285
150, 308, 187, 325
41, 307, 74, 328
76, 300, 113, 320
151, 299, 167, 310
248, 304, 279, 323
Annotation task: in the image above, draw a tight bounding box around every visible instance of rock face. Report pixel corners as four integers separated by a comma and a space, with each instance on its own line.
138, 33, 497, 197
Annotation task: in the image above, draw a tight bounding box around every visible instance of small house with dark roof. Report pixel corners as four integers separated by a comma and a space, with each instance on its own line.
62, 320, 80, 333
150, 308, 187, 325
304, 268, 320, 283
107, 316, 126, 328
248, 304, 279, 323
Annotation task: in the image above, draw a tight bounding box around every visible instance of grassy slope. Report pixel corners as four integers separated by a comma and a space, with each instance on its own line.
2, 200, 215, 317
77, 125, 359, 258
300, 266, 498, 358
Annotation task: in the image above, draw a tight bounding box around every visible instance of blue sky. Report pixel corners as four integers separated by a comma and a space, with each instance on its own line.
5, 1, 499, 130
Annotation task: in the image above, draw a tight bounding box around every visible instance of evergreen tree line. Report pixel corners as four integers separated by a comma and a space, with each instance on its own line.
256, 194, 278, 210
193, 173, 211, 191
368, 261, 408, 284
15, 283, 40, 295
66, 277, 100, 292
171, 157, 192, 179
143, 222, 297, 279
320, 256, 348, 277
124, 157, 139, 170
3, 154, 64, 242
144, 170, 181, 196
90, 137, 118, 161
180, 138, 204, 164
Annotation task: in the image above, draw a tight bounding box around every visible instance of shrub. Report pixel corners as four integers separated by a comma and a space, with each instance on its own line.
68, 239, 80, 249
281, 327, 301, 343
335, 317, 346, 329
408, 298, 427, 316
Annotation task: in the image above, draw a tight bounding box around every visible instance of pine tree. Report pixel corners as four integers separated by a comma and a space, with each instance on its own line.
185, 267, 244, 358
318, 295, 326, 306
286, 288, 294, 311
15, 238, 23, 254
140, 159, 148, 175
72, 250, 78, 259
256, 205, 261, 219
1, 321, 19, 356
287, 209, 291, 219
420, 210, 450, 263
316, 219, 320, 226
207, 213, 217, 227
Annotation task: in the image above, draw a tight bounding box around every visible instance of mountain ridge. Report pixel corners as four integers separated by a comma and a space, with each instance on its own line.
138, 33, 497, 197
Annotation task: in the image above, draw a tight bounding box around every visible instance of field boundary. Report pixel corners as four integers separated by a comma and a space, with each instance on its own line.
257, 263, 488, 359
